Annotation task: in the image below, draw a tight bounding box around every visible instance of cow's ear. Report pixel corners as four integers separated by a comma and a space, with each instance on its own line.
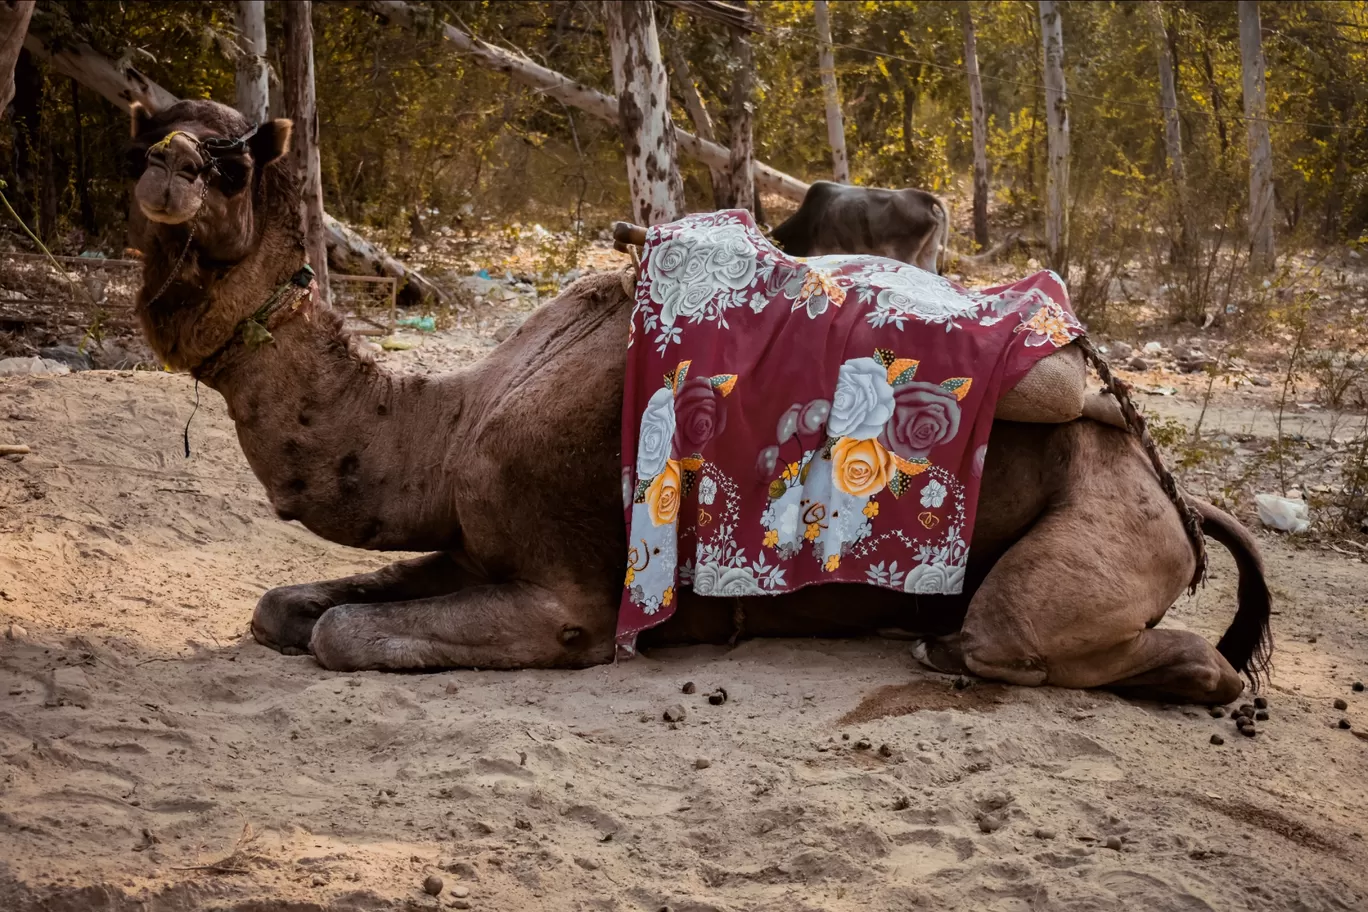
249, 118, 292, 167
129, 102, 156, 139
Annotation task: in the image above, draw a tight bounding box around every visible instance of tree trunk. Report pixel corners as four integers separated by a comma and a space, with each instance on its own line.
1149, 0, 1190, 263
282, 0, 330, 303
605, 1, 684, 226
813, 0, 849, 183
70, 78, 95, 236
1237, 0, 1275, 273
1201, 44, 1228, 155
23, 32, 176, 113
961, 2, 990, 249
1037, 0, 1070, 279
38, 127, 56, 242
0, 0, 33, 113
10, 47, 38, 224
235, 0, 270, 123
726, 14, 756, 213
358, 0, 808, 204
664, 32, 728, 207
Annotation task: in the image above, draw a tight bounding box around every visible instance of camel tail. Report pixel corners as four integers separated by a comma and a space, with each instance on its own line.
1194, 499, 1273, 690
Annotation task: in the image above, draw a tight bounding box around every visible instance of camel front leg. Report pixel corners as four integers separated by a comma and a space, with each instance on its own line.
252, 552, 479, 654
308, 581, 618, 671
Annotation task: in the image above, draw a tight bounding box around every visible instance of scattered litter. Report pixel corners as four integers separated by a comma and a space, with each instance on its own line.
396, 315, 436, 333
1255, 494, 1310, 534
380, 338, 418, 351
1142, 341, 1164, 354
0, 356, 70, 377
1141, 386, 1177, 397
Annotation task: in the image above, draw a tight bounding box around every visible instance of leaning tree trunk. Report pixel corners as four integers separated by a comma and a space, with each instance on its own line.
1237, 0, 1276, 274
1037, 0, 1071, 279
235, 0, 270, 123
664, 35, 727, 208
726, 11, 756, 213
813, 0, 849, 183
282, 0, 330, 304
605, 1, 684, 226
0, 0, 33, 113
961, 2, 990, 248
358, 0, 808, 203
1150, 0, 1191, 263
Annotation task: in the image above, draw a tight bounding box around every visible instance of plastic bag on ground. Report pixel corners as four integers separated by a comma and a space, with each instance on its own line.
1255, 494, 1310, 533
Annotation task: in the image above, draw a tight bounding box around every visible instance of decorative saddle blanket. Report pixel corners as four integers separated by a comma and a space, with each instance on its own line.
616, 209, 1083, 657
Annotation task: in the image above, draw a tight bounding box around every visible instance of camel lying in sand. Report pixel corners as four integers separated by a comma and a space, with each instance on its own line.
126, 100, 1270, 704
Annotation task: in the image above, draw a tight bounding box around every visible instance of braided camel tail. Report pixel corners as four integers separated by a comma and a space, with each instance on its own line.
1075, 336, 1208, 593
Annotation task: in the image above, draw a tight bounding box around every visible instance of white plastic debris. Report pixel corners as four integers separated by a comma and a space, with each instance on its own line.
1255, 494, 1310, 534
0, 356, 70, 377
1143, 341, 1164, 354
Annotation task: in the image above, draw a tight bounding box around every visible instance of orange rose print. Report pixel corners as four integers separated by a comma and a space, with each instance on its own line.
645, 460, 682, 527
831, 437, 895, 497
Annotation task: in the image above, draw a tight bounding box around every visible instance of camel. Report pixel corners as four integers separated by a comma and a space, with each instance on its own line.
126, 100, 1270, 704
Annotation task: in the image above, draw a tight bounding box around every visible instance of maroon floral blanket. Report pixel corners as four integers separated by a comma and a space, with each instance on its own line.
616, 210, 1083, 657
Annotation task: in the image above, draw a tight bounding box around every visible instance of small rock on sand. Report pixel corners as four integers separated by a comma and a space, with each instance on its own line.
1207, 707, 1225, 718
694, 758, 711, 770
423, 874, 444, 896
1334, 698, 1349, 711
1034, 827, 1057, 840
1210, 734, 1225, 745
681, 681, 696, 694
6, 624, 25, 640
451, 885, 470, 898
1128, 356, 1150, 371
855, 739, 872, 750
663, 705, 687, 722
1354, 682, 1365, 692
878, 743, 893, 758
1338, 718, 1353, 730
1105, 836, 1123, 851
707, 688, 728, 706
978, 813, 1004, 834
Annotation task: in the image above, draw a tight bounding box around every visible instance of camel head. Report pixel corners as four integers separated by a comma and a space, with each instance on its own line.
127, 99, 293, 263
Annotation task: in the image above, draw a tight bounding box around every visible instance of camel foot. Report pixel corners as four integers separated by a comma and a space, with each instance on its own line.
911, 635, 970, 675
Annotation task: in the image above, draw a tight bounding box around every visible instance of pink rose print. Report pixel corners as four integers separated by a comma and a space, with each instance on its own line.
879, 381, 962, 460
673, 377, 728, 455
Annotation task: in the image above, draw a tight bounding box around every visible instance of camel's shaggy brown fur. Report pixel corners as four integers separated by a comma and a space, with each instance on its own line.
128, 100, 1271, 703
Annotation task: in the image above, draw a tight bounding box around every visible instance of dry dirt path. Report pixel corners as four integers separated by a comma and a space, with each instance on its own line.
2, 370, 1366, 912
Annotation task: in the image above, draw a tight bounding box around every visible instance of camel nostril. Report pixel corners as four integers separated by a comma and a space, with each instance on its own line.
559, 626, 583, 645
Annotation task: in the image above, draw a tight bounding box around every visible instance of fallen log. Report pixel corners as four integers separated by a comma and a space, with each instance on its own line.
23, 23, 450, 306
359, 0, 810, 203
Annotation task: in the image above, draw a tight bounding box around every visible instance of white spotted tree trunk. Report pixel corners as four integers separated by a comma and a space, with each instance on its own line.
282, 0, 330, 303
1238, 0, 1276, 273
961, 1, 990, 248
813, 0, 849, 183
605, 1, 684, 227
726, 14, 756, 213
235, 0, 269, 123
1037, 0, 1071, 279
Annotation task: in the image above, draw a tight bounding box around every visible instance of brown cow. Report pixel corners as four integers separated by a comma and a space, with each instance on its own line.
769, 180, 948, 274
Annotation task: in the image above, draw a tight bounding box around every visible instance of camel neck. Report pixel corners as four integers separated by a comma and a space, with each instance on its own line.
206, 308, 468, 552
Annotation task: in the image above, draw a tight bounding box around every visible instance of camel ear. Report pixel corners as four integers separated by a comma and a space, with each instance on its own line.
129, 102, 156, 139
249, 118, 293, 166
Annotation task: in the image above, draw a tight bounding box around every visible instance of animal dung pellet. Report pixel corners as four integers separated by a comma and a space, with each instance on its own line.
1254, 710, 1269, 721
1238, 703, 1256, 717
663, 704, 687, 722
1033, 827, 1057, 839
977, 813, 1004, 834
423, 874, 444, 896
693, 757, 711, 770
1354, 682, 1365, 693
681, 681, 696, 695
1254, 696, 1269, 709
1338, 718, 1353, 730
855, 739, 872, 750
1210, 734, 1225, 745
1239, 724, 1257, 737
707, 688, 728, 706
1334, 698, 1349, 711
1207, 707, 1225, 718
878, 743, 894, 758
1105, 836, 1123, 851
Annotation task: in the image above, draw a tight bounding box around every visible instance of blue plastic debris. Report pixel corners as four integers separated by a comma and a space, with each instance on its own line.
397, 315, 436, 333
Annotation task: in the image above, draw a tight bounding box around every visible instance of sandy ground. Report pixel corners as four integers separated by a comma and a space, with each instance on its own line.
3, 360, 1368, 911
